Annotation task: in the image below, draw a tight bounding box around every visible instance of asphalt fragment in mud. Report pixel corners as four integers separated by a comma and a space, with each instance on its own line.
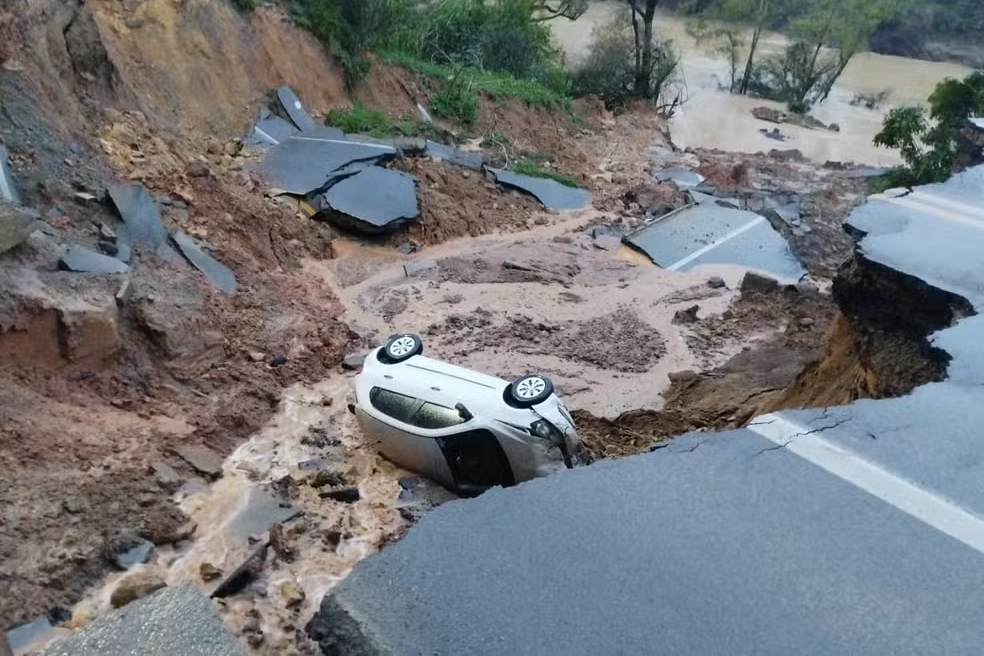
256, 137, 395, 196
171, 231, 237, 294
277, 86, 319, 133
107, 183, 169, 250
424, 141, 483, 170
321, 167, 419, 230
58, 245, 130, 274
492, 169, 591, 211
247, 113, 298, 147
0, 205, 37, 255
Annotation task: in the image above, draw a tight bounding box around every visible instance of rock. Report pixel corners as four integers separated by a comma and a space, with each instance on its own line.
62, 497, 84, 514
341, 353, 365, 370
280, 580, 306, 608
0, 206, 38, 256
269, 523, 296, 563
798, 317, 816, 328
706, 276, 726, 289
667, 370, 698, 383
150, 461, 183, 492
503, 260, 535, 272
319, 487, 361, 503
114, 540, 155, 570
110, 571, 167, 609
752, 106, 785, 124
672, 305, 700, 325
270, 355, 288, 367
185, 162, 210, 178
741, 272, 780, 296
73, 191, 98, 205
161, 519, 198, 544
199, 562, 223, 582
223, 140, 242, 157
171, 444, 224, 477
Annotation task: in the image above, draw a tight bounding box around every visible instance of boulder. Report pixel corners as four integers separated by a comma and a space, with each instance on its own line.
110, 571, 167, 609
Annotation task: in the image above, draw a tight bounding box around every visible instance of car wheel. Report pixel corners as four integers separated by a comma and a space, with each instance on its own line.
383, 333, 423, 363
509, 375, 554, 407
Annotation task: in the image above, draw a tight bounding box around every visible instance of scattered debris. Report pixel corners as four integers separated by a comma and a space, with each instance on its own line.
0, 145, 22, 205
211, 543, 268, 599
150, 461, 183, 492
741, 271, 781, 295
58, 246, 129, 274
707, 276, 727, 289
279, 580, 306, 609
270, 355, 288, 367
170, 231, 237, 294
113, 540, 155, 570
320, 168, 419, 231
492, 170, 592, 211
269, 523, 295, 562
110, 571, 167, 609
170, 444, 225, 478
0, 205, 37, 255
404, 259, 437, 277
107, 183, 169, 249
41, 584, 245, 655
219, 487, 301, 543
760, 127, 787, 141
752, 106, 837, 132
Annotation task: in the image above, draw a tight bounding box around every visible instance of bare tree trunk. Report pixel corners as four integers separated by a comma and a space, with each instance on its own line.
630, 1, 642, 87
640, 12, 655, 97
739, 25, 761, 95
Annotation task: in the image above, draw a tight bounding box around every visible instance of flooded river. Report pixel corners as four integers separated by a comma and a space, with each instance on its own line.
551, 1, 972, 166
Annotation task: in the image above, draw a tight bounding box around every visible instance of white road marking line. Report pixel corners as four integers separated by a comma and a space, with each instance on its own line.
253, 126, 279, 146
747, 413, 984, 556
668, 216, 766, 271
289, 136, 394, 150
878, 195, 984, 231
910, 190, 984, 223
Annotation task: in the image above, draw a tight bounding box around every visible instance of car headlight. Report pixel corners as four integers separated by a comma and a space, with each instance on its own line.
530, 418, 563, 442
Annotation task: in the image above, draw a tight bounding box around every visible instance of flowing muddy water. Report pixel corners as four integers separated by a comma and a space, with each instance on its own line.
551, 1, 972, 166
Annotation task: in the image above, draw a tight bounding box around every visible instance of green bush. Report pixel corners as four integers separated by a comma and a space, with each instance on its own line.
326, 103, 446, 138
232, 0, 258, 9
431, 75, 480, 125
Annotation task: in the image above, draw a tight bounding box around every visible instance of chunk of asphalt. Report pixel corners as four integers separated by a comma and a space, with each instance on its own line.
319, 487, 361, 503
7, 616, 55, 655
59, 245, 130, 274
257, 137, 395, 196
277, 85, 319, 133
170, 231, 237, 294
223, 486, 301, 543
423, 141, 483, 170
0, 205, 37, 256
108, 183, 169, 249
492, 170, 592, 211
247, 115, 299, 147
654, 167, 706, 188
323, 168, 419, 230
170, 444, 224, 478
114, 540, 155, 570
100, 239, 132, 264
39, 584, 246, 655
210, 543, 269, 599
0, 145, 22, 205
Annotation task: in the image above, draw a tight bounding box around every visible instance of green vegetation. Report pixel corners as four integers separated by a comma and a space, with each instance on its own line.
510, 159, 580, 187
325, 103, 445, 138
873, 71, 984, 187
231, 0, 258, 9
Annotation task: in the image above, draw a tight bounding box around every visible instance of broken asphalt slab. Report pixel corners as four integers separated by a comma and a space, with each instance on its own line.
277, 85, 319, 133
624, 203, 805, 280
256, 137, 396, 196
424, 141, 483, 170
492, 170, 591, 211
321, 167, 419, 230
58, 245, 130, 274
0, 205, 37, 255
0, 145, 22, 205
308, 165, 984, 656
655, 167, 706, 188
40, 584, 246, 656
107, 183, 169, 250
171, 231, 237, 294
171, 444, 224, 477
247, 114, 298, 147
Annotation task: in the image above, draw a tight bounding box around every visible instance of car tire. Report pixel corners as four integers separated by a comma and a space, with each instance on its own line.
382, 333, 423, 363
509, 375, 553, 407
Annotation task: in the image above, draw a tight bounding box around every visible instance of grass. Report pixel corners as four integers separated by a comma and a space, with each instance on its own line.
326, 104, 445, 139
379, 51, 567, 109
510, 159, 580, 188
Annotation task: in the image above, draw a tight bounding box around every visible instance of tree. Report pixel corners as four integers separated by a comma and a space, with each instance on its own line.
532, 0, 589, 21
627, 0, 662, 95
874, 71, 984, 186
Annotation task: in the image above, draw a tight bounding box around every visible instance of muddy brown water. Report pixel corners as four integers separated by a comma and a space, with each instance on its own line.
551, 1, 972, 166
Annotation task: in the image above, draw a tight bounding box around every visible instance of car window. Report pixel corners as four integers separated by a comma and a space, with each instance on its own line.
370, 388, 420, 423
413, 402, 467, 430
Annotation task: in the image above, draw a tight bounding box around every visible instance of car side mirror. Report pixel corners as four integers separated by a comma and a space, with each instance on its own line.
455, 403, 473, 421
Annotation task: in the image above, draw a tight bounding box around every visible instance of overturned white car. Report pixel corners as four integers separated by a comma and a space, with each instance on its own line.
353, 334, 581, 494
